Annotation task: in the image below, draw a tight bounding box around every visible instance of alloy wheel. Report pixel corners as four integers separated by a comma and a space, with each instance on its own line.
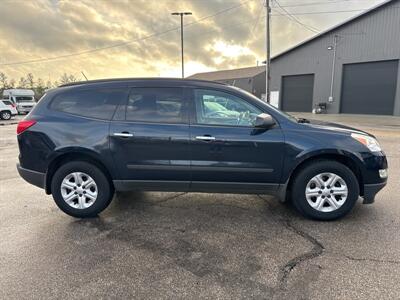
1, 112, 11, 120
60, 172, 98, 209
305, 172, 348, 212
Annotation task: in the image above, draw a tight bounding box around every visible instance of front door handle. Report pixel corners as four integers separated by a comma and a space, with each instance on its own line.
113, 132, 133, 138
195, 135, 216, 141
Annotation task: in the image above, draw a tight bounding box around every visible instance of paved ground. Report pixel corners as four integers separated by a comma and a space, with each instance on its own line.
0, 114, 23, 125
0, 115, 399, 299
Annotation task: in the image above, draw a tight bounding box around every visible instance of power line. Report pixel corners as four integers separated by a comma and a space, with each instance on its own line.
272, 8, 365, 16
275, 0, 371, 8
272, 9, 319, 33
1, 0, 380, 67
250, 0, 265, 37
0, 27, 182, 67
273, 0, 320, 33
187, 6, 368, 40
0, 0, 254, 67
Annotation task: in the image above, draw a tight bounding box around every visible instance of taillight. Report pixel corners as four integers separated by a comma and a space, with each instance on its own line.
17, 120, 36, 135
11, 103, 16, 108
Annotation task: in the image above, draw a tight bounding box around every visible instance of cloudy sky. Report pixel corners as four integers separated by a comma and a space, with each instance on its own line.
0, 0, 386, 82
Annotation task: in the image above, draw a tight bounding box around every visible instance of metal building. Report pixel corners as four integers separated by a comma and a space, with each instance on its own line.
189, 0, 400, 116
271, 0, 400, 115
187, 66, 266, 98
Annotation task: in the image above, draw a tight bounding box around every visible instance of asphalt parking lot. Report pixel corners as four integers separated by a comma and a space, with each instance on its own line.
1, 115, 399, 299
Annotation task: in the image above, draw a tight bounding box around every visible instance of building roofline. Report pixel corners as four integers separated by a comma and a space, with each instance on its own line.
187, 65, 265, 80
271, 0, 395, 61
188, 65, 265, 76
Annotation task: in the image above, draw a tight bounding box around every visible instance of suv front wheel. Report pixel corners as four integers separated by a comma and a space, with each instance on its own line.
51, 161, 114, 218
291, 160, 359, 220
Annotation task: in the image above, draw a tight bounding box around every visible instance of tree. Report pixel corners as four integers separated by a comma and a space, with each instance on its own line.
26, 73, 35, 89
59, 73, 77, 85
0, 72, 8, 89
18, 77, 27, 89
35, 78, 46, 99
9, 79, 15, 88
0, 72, 80, 91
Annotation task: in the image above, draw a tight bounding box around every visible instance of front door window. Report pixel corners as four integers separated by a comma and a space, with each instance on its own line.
194, 89, 262, 127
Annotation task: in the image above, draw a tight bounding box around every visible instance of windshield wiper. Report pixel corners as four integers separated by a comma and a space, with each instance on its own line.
297, 118, 310, 123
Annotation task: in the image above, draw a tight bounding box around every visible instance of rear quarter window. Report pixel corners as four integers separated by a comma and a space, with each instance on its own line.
50, 88, 128, 120
2, 100, 13, 105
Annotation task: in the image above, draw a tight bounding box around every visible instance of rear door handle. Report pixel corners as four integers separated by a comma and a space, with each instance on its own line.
113, 132, 133, 138
195, 135, 216, 141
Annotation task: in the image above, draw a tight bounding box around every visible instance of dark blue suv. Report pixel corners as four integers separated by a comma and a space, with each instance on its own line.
17, 78, 388, 220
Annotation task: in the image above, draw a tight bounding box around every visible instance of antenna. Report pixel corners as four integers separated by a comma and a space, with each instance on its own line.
81, 71, 89, 81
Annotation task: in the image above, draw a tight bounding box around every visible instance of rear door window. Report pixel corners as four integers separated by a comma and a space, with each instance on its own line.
126, 87, 188, 124
50, 88, 128, 120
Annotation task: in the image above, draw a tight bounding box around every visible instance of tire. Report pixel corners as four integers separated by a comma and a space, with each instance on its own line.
51, 161, 114, 218
291, 160, 359, 221
0, 111, 11, 120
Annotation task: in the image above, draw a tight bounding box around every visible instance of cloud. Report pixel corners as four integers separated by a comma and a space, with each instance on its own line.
0, 0, 385, 81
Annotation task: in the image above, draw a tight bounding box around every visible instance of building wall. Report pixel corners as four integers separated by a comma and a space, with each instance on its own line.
216, 78, 254, 95
270, 0, 400, 115
252, 72, 266, 99
215, 73, 265, 99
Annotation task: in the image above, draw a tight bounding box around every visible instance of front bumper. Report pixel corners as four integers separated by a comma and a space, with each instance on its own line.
17, 163, 45, 190
17, 108, 33, 113
363, 181, 387, 204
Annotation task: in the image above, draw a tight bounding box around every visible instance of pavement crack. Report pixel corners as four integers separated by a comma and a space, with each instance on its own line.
200, 202, 254, 212
152, 192, 188, 205
127, 192, 188, 207
257, 195, 325, 292
277, 219, 325, 290
342, 254, 400, 265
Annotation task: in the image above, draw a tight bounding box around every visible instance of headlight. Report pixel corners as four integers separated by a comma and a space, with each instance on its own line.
351, 133, 382, 152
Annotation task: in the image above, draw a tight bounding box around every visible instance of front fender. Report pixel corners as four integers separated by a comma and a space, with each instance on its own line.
281, 147, 366, 184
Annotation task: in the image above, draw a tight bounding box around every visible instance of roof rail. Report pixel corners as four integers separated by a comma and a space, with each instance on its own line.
58, 77, 228, 87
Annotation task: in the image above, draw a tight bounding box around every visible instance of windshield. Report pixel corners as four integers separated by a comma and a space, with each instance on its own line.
230, 86, 298, 122
2, 100, 13, 106
15, 96, 34, 103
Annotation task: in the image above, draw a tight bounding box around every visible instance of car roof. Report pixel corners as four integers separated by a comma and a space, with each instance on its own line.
58, 77, 227, 89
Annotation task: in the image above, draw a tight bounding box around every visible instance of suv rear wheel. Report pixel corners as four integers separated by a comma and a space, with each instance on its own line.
51, 161, 114, 218
291, 160, 359, 220
0, 110, 11, 120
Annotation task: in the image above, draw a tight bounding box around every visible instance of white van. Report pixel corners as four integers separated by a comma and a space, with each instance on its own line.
3, 89, 36, 114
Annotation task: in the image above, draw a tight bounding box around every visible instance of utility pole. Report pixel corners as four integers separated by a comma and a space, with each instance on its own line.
265, 0, 271, 102
171, 12, 192, 78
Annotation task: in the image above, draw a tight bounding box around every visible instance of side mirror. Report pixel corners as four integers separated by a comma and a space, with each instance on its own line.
254, 113, 275, 128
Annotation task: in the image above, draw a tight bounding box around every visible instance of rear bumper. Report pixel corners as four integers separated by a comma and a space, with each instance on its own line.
17, 163, 45, 190
363, 181, 387, 204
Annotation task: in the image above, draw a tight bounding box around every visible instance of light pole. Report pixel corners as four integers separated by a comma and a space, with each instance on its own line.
328, 35, 338, 103
171, 12, 192, 78
265, 0, 271, 102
